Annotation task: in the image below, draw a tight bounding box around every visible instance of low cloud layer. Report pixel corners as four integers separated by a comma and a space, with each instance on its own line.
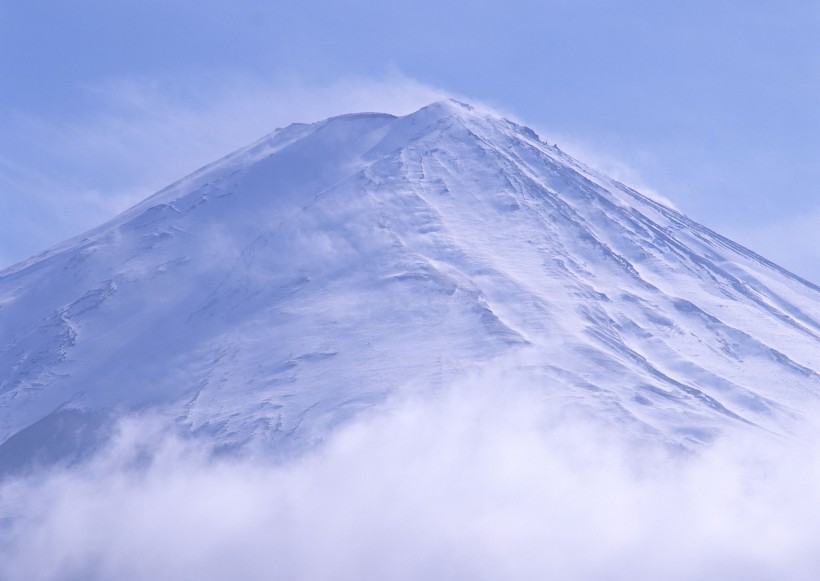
2, 372, 820, 581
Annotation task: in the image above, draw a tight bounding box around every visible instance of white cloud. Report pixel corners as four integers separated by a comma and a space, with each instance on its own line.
3, 368, 820, 580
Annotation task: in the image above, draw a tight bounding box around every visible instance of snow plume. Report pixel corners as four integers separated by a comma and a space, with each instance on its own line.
0, 72, 451, 270
9, 71, 451, 209
2, 368, 820, 580
727, 207, 820, 287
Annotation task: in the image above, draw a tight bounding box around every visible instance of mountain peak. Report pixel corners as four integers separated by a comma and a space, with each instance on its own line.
1, 101, 819, 473
393, 98, 492, 132
417, 98, 477, 116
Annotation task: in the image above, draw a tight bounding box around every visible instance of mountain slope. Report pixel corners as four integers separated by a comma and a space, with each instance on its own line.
1, 99, 819, 470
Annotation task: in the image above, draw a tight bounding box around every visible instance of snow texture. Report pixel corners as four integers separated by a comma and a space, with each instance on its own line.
1, 99, 819, 473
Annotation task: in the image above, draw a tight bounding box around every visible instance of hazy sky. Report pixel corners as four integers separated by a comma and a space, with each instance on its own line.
2, 0, 818, 281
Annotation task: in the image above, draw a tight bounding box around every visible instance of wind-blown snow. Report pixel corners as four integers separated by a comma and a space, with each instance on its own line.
2, 97, 820, 580
0, 98, 819, 465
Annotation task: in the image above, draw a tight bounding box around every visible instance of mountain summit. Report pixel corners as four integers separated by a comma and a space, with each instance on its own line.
1, 100, 819, 471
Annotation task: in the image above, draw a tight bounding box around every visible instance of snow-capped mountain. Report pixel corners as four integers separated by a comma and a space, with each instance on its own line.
1, 99, 819, 472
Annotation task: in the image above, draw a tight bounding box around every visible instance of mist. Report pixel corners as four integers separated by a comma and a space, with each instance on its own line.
2, 371, 820, 580
0, 72, 450, 271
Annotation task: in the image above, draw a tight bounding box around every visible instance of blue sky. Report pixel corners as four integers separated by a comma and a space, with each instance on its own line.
2, 0, 818, 281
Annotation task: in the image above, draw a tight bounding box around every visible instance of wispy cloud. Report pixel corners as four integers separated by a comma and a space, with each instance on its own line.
0, 72, 450, 269
530, 130, 680, 210
726, 208, 820, 286
2, 368, 820, 580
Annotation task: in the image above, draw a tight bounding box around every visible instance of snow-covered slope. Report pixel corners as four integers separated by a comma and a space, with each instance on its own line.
1, 99, 819, 471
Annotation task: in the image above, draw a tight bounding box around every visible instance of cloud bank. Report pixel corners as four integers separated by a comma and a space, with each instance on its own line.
2, 370, 820, 581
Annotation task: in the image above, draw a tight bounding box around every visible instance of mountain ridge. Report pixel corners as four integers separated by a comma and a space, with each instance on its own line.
1, 99, 819, 473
